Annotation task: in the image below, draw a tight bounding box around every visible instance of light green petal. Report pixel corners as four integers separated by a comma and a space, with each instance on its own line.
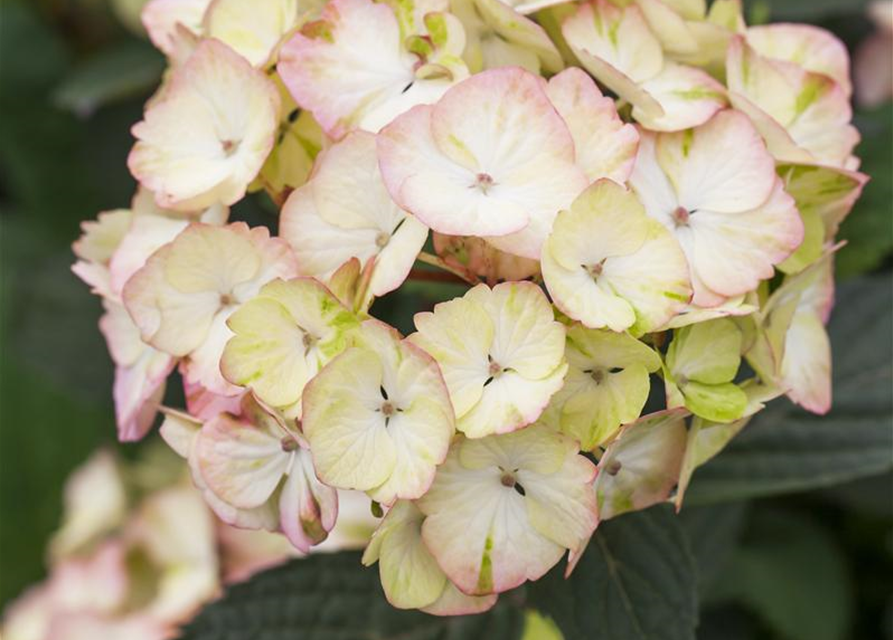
681, 380, 748, 423
302, 348, 397, 491
667, 317, 742, 384
362, 501, 446, 609
559, 363, 652, 450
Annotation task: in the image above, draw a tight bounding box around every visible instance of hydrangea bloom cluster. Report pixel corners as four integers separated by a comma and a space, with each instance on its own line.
72, 0, 867, 615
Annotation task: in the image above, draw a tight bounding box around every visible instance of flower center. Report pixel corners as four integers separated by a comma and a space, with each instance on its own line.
375, 232, 390, 248
302, 332, 317, 356
499, 468, 526, 496
590, 369, 605, 384
381, 401, 396, 417
586, 259, 606, 280
472, 172, 496, 195
219, 293, 234, 307
280, 435, 299, 452
672, 206, 690, 227
605, 460, 622, 476
221, 139, 241, 157
488, 360, 503, 377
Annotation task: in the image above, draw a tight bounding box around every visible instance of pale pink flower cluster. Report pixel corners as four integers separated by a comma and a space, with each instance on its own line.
64, 0, 866, 616
1, 450, 377, 640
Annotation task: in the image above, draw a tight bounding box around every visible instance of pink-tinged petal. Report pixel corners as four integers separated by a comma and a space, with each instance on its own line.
108, 193, 228, 297
196, 411, 290, 509
277, 0, 415, 137
746, 23, 852, 96
421, 582, 498, 616
378, 104, 528, 237
129, 39, 281, 211
278, 452, 338, 552
183, 374, 245, 420
635, 62, 727, 132
545, 67, 639, 183
99, 300, 176, 441
781, 309, 831, 414
411, 283, 567, 438
280, 131, 428, 297
656, 110, 777, 214
726, 36, 860, 168
686, 179, 803, 301
561, 0, 665, 118
432, 233, 540, 284
378, 68, 587, 256
123, 222, 296, 358
418, 426, 596, 595
48, 613, 169, 640
72, 209, 132, 264
594, 408, 688, 521
280, 184, 381, 281
203, 0, 306, 68
141, 0, 212, 56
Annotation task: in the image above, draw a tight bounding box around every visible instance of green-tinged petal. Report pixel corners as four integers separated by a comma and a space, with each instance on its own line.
667, 317, 742, 384
362, 501, 447, 609
418, 426, 596, 595
680, 380, 748, 423
222, 277, 358, 409
594, 409, 688, 521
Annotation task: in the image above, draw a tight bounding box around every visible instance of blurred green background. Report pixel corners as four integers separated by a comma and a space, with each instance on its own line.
0, 1, 890, 639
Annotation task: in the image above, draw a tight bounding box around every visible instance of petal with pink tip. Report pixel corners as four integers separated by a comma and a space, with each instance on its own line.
545, 67, 639, 183
129, 39, 280, 211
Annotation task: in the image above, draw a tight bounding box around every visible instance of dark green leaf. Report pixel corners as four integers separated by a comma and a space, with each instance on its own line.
713, 509, 854, 640
684, 275, 893, 505
54, 41, 164, 116
678, 503, 749, 601
529, 506, 698, 640
177, 551, 526, 640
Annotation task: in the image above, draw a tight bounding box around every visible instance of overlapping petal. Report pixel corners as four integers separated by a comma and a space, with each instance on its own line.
302, 320, 454, 504
417, 425, 597, 595
411, 282, 567, 438
542, 179, 692, 334
123, 222, 297, 394
378, 67, 588, 258
629, 111, 803, 306
279, 131, 428, 300
542, 325, 662, 450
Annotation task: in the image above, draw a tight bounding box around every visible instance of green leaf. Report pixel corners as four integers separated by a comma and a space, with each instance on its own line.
713, 509, 854, 640
685, 275, 893, 505
677, 503, 748, 601
54, 41, 165, 116
177, 551, 526, 640
528, 506, 698, 640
